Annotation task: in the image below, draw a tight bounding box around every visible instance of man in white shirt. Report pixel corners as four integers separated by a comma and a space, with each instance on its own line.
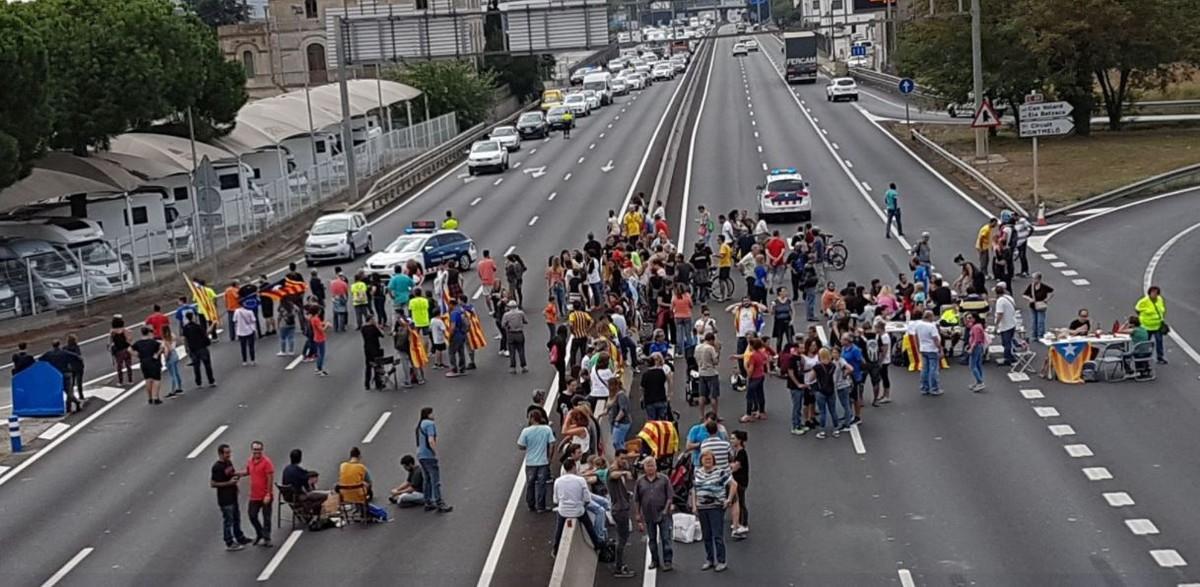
552, 457, 604, 557
993, 283, 1018, 365
233, 305, 258, 365
911, 310, 942, 395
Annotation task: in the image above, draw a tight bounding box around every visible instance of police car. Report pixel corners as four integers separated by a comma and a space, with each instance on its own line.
363, 221, 477, 276
757, 168, 812, 220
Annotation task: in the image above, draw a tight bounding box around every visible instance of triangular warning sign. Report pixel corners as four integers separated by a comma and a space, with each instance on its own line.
971, 98, 1002, 128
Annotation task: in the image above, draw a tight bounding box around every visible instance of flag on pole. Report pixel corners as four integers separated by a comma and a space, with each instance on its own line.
466, 312, 487, 350
409, 329, 429, 369
183, 273, 217, 322
1049, 340, 1089, 384
261, 276, 307, 302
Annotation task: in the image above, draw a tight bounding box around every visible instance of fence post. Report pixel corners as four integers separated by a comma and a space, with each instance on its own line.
9, 416, 21, 453
25, 260, 37, 316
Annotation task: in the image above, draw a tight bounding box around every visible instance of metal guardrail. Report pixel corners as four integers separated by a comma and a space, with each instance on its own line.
909, 128, 1030, 217
1049, 162, 1200, 218
848, 67, 946, 110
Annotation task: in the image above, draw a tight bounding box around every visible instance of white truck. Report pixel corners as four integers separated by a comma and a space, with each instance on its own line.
582, 72, 614, 106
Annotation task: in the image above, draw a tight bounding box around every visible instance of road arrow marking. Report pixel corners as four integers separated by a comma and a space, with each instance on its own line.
601, 160, 614, 173
522, 166, 547, 178
463, 176, 477, 184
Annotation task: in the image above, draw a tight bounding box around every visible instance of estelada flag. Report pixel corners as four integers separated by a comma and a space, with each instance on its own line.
409, 328, 429, 369
466, 312, 487, 350
183, 273, 217, 322
1049, 340, 1089, 384
261, 277, 307, 302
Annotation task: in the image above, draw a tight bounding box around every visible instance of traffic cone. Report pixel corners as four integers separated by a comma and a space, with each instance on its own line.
1036, 202, 1047, 226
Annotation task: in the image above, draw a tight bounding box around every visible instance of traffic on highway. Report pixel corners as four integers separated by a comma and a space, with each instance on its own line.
2, 6, 1199, 587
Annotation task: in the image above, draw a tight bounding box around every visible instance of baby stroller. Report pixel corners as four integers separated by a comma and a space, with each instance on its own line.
667, 452, 694, 511
683, 349, 701, 406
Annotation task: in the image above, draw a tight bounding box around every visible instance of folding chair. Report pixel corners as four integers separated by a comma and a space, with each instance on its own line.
1095, 345, 1128, 382
374, 355, 399, 390
1123, 341, 1156, 382
1009, 333, 1037, 374
335, 483, 369, 526
276, 483, 315, 530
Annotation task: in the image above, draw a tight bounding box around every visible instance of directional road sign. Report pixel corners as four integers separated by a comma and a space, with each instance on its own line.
1019, 118, 1075, 138
851, 45, 867, 57
970, 98, 1002, 128
1019, 101, 1073, 122
898, 78, 915, 95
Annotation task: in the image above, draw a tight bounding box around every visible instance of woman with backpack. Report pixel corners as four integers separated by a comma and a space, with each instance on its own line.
109, 314, 134, 385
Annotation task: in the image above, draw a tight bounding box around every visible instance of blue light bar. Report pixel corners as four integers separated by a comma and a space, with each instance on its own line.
405, 220, 437, 234
769, 167, 797, 175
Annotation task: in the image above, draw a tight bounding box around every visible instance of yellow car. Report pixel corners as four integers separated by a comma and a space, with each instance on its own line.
541, 89, 565, 111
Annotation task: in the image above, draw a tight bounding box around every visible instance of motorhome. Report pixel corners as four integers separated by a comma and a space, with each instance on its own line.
0, 217, 132, 297
0, 277, 18, 319
14, 191, 193, 263
0, 236, 86, 313
159, 160, 275, 232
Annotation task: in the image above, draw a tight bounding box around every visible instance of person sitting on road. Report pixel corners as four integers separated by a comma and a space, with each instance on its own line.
337, 447, 372, 504
388, 455, 425, 508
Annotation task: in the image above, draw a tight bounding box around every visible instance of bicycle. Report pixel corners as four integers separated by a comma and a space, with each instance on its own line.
709, 268, 737, 302
822, 237, 849, 271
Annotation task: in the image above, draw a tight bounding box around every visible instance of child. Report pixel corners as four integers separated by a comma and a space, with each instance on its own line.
543, 295, 558, 339
429, 313, 448, 369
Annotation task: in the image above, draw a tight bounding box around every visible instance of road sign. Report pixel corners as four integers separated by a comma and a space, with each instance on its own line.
1019, 118, 1074, 138
898, 78, 915, 94
1018, 101, 1073, 122
192, 156, 223, 214
970, 98, 1002, 128
851, 45, 867, 57
1024, 92, 1044, 105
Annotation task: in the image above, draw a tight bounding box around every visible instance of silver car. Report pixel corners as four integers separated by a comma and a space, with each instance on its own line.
304, 212, 372, 265
489, 126, 521, 152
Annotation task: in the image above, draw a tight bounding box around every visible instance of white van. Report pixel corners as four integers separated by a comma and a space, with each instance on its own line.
0, 278, 18, 319
0, 217, 133, 297
0, 237, 86, 313
17, 192, 193, 263
582, 72, 614, 106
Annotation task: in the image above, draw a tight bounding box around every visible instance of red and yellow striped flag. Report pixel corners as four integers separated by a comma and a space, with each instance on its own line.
409, 329, 429, 369
467, 312, 487, 350
903, 333, 949, 371
183, 273, 217, 322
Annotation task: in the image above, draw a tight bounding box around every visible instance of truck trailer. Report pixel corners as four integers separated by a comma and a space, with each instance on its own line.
784, 31, 819, 84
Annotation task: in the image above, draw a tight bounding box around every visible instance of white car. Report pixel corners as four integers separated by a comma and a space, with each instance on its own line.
466, 139, 509, 175
652, 64, 675, 81
826, 77, 859, 102
488, 125, 521, 151
744, 39, 759, 51
363, 228, 478, 275
757, 168, 812, 220
621, 72, 645, 90
731, 43, 748, 57
846, 56, 869, 68
563, 93, 591, 116
582, 89, 602, 110
607, 58, 626, 72
304, 212, 372, 265
670, 58, 686, 73
610, 77, 629, 96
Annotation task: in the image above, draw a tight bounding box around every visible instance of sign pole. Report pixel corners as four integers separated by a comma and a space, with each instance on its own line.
904, 95, 910, 128
1032, 136, 1039, 211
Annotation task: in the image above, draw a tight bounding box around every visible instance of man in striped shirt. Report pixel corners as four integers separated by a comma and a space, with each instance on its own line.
568, 303, 593, 366
698, 419, 732, 472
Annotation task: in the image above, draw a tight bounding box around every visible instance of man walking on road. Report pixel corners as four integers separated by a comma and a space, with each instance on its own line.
518, 410, 555, 512
634, 457, 674, 572
976, 219, 996, 279
242, 440, 274, 547
883, 183, 903, 238
211, 443, 251, 551
183, 312, 216, 388
912, 311, 942, 395
994, 284, 1018, 365
608, 453, 637, 578
234, 304, 257, 366
417, 407, 453, 513
502, 300, 529, 373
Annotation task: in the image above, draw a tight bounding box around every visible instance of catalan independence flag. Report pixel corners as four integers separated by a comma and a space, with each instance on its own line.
466, 312, 488, 351
902, 333, 949, 371
261, 277, 307, 302
409, 328, 429, 368
637, 420, 679, 457
1049, 341, 1089, 384
183, 274, 218, 322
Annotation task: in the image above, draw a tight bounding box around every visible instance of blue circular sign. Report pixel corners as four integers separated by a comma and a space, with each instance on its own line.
898, 78, 915, 94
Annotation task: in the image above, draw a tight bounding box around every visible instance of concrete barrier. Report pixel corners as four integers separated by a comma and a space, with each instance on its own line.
549, 518, 597, 587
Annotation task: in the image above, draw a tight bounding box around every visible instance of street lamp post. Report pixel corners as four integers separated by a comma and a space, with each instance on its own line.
970, 0, 986, 160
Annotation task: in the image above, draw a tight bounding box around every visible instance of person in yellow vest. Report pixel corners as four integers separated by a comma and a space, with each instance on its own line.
351, 274, 371, 330
441, 210, 459, 230
1134, 285, 1168, 364
725, 298, 767, 378
938, 305, 962, 358
561, 110, 574, 139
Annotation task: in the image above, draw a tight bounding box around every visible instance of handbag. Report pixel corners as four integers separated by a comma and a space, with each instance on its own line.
1153, 304, 1170, 335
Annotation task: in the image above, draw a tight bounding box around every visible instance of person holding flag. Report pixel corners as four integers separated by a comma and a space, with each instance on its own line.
460, 296, 487, 370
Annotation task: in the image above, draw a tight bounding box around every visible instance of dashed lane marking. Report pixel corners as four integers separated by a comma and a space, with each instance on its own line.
285, 353, 305, 370
599, 133, 605, 138
757, 145, 762, 153
753, 131, 759, 138
362, 411, 392, 444
1083, 467, 1114, 481
530, 148, 537, 154
1104, 492, 1135, 507
751, 120, 756, 126
1008, 372, 1031, 382
589, 143, 596, 150
898, 569, 916, 587
1035, 406, 1060, 418
38, 422, 71, 441
564, 173, 572, 181
513, 161, 522, 168
1062, 269, 1079, 276
493, 177, 503, 186
1072, 279, 1091, 286
1150, 549, 1187, 568
470, 197, 482, 206
821, 128, 829, 135
504, 245, 516, 256
187, 425, 229, 459
41, 547, 94, 587
1020, 388, 1045, 399
846, 160, 853, 168
529, 216, 539, 226
257, 530, 303, 582
849, 423, 866, 454
1048, 424, 1076, 437
578, 156, 585, 164
548, 192, 557, 201
832, 142, 840, 150
1041, 253, 1059, 260
761, 162, 768, 171
1050, 261, 1068, 268
1064, 444, 1094, 457
472, 286, 484, 299
862, 182, 872, 192
1126, 519, 1160, 535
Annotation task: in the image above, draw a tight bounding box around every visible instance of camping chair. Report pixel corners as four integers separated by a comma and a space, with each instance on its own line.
1123, 341, 1156, 382
1009, 331, 1037, 375
374, 355, 399, 390
276, 483, 316, 530
335, 483, 370, 526
1095, 345, 1128, 382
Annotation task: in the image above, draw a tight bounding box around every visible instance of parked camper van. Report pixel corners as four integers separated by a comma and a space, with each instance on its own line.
0, 217, 132, 296
0, 237, 86, 313
14, 192, 193, 263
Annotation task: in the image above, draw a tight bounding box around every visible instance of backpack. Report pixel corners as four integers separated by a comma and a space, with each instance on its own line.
864, 335, 880, 364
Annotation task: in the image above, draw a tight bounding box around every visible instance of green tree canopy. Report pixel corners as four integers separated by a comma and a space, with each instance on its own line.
0, 11, 51, 190
186, 0, 249, 28
389, 62, 498, 130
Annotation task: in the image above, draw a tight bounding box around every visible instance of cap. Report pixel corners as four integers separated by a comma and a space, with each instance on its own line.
507, 300, 518, 308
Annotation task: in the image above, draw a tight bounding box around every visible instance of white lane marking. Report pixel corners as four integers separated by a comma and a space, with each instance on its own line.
37, 422, 71, 441
845, 160, 854, 168
815, 325, 829, 348
543, 137, 550, 143
1126, 519, 1160, 535
814, 117, 819, 123
463, 176, 477, 184
821, 128, 829, 135
371, 161, 467, 225
761, 162, 768, 171
504, 245, 516, 256
1150, 549, 1187, 567
529, 216, 539, 226
599, 133, 605, 138
0, 465, 8, 476
849, 424, 866, 454
41, 546, 95, 587
0, 381, 145, 487
578, 156, 586, 164
472, 285, 484, 299
1020, 388, 1045, 399
1041, 253, 1059, 260
757, 145, 762, 153
615, 115, 621, 120
749, 110, 754, 117
548, 192, 558, 201
1083, 467, 1114, 481
601, 160, 615, 173
1072, 279, 1091, 286
643, 543, 657, 586
1064, 444, 1094, 457
530, 148, 537, 154
1045, 185, 1200, 243
362, 411, 392, 444
1144, 219, 1200, 365
832, 142, 840, 150
470, 197, 482, 207
257, 530, 303, 581
1035, 406, 1060, 418
608, 123, 613, 129
589, 143, 596, 150
1068, 207, 1116, 216
564, 173, 572, 181
513, 161, 522, 168
187, 425, 229, 459
800, 99, 806, 105
1104, 492, 1135, 507
285, 353, 306, 370
1048, 424, 1076, 437
751, 120, 756, 126
493, 177, 504, 186
898, 569, 916, 587
1050, 261, 1068, 268
753, 131, 759, 138
1061, 269, 1079, 276
862, 182, 872, 192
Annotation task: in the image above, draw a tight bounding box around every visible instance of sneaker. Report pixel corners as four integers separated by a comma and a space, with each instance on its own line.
521, 367, 529, 373
798, 425, 809, 435
437, 505, 453, 513
241, 362, 248, 366
850, 416, 862, 426
613, 567, 637, 578
446, 371, 461, 378
790, 428, 804, 436
260, 541, 273, 548
318, 371, 329, 377
715, 563, 728, 572
701, 561, 714, 571
833, 430, 841, 438
237, 537, 252, 545
973, 383, 986, 392
660, 563, 673, 573
276, 351, 286, 356
734, 525, 749, 536
880, 397, 892, 404
815, 431, 827, 439
468, 363, 478, 370
424, 504, 437, 511
226, 543, 244, 552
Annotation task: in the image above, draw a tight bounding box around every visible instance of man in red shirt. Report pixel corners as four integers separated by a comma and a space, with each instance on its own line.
764, 230, 788, 290
145, 304, 170, 339
741, 337, 773, 423
654, 214, 670, 240
242, 440, 275, 547
476, 250, 498, 310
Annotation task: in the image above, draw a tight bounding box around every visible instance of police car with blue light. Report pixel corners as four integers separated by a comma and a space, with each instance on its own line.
757, 168, 812, 220
363, 221, 477, 275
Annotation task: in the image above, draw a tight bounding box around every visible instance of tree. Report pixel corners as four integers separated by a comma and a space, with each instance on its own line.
185, 0, 249, 28
0, 10, 51, 191
389, 62, 498, 130
12, 0, 246, 154
486, 55, 546, 103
